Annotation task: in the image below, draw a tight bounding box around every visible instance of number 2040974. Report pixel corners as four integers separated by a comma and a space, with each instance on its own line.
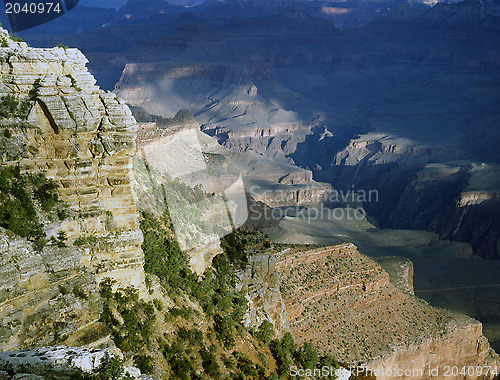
5, 2, 62, 14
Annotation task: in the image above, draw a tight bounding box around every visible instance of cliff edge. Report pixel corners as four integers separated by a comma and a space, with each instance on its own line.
0, 28, 146, 351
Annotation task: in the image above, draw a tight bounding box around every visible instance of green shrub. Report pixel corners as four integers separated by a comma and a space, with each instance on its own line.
58, 284, 69, 295
133, 354, 153, 374
8, 33, 23, 42
0, 166, 63, 240
73, 285, 87, 299
54, 230, 68, 247
153, 298, 163, 311
98, 279, 156, 354
200, 347, 220, 377
65, 73, 82, 92
294, 341, 319, 370
254, 320, 274, 345
76, 356, 132, 380
0, 94, 32, 119
214, 314, 235, 348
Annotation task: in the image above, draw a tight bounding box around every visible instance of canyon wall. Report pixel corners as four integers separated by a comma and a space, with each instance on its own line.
236, 252, 290, 336
0, 28, 146, 350
275, 244, 500, 379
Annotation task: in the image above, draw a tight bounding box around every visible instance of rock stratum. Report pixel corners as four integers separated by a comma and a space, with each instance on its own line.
1, 14, 500, 380
275, 244, 500, 379
0, 346, 151, 380
0, 27, 146, 351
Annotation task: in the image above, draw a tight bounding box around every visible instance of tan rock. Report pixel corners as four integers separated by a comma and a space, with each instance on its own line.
0, 28, 146, 350
275, 244, 500, 379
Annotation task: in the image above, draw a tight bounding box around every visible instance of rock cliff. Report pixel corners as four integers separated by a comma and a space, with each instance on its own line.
236, 252, 290, 336
0, 28, 146, 350
275, 244, 500, 378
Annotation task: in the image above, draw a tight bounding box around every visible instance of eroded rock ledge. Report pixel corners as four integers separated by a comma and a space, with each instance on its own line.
275, 244, 500, 379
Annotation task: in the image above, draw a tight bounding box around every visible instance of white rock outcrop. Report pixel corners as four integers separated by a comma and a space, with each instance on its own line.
0, 346, 151, 380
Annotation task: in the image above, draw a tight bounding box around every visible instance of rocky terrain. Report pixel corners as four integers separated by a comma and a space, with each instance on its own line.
0, 30, 345, 379
0, 346, 151, 380
135, 115, 332, 206
275, 243, 500, 378
0, 27, 147, 351
236, 252, 290, 336
3, 1, 500, 377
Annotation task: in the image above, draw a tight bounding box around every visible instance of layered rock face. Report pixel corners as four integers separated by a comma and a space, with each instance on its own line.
385, 162, 500, 260
275, 244, 500, 378
236, 252, 290, 336
0, 28, 146, 350
0, 229, 104, 351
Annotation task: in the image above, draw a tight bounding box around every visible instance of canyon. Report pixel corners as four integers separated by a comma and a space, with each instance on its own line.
1, 0, 499, 377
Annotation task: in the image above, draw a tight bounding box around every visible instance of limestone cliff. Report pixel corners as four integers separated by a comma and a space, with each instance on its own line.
0, 28, 146, 350
0, 346, 151, 380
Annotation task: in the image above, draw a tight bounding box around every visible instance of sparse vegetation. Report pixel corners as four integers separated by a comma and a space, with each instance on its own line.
50, 230, 68, 247
98, 172, 342, 378
8, 33, 24, 42
0, 165, 67, 246
136, 206, 340, 378
0, 94, 32, 119
65, 73, 82, 92
99, 278, 155, 361
254, 320, 275, 345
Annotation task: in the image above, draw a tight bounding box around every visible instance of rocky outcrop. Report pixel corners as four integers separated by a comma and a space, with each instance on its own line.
0, 228, 104, 351
236, 252, 290, 337
0, 28, 146, 350
375, 256, 414, 295
275, 244, 500, 378
0, 346, 151, 380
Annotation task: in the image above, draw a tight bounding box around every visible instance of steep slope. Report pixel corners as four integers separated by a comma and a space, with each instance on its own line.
276, 244, 500, 379
0, 32, 346, 379
116, 0, 500, 262
0, 27, 146, 350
